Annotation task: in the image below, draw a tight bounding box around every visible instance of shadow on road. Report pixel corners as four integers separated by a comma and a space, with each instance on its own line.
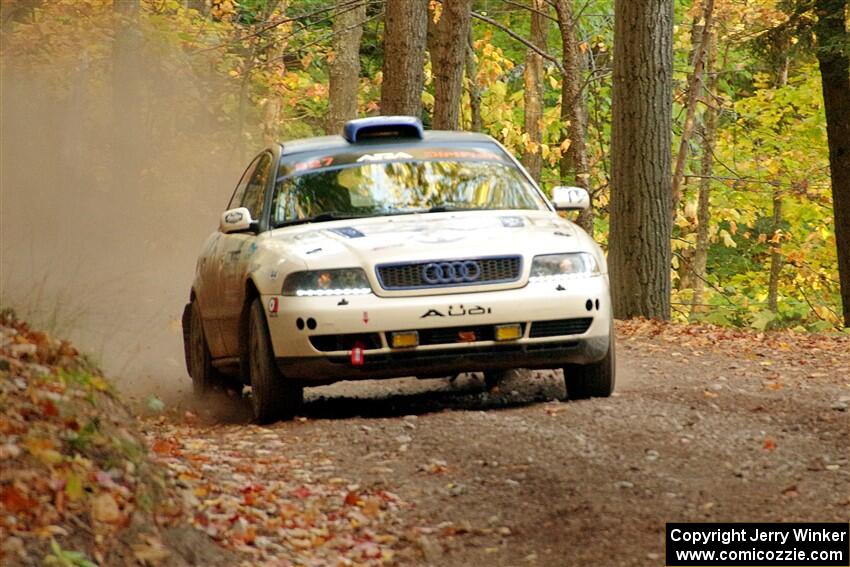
190, 371, 565, 425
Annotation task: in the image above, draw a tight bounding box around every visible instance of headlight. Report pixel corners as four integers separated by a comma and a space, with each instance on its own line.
282, 268, 372, 296
529, 253, 599, 282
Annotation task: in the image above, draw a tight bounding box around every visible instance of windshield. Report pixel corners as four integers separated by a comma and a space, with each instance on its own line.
271, 160, 546, 226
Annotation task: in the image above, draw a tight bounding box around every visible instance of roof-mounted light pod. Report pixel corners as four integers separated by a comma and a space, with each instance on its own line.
343, 116, 424, 143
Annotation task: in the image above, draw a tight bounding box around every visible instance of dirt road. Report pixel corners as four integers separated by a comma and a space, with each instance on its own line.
143, 322, 850, 566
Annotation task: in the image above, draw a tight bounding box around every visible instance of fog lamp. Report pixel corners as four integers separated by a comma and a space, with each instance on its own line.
495, 324, 522, 341
391, 331, 419, 348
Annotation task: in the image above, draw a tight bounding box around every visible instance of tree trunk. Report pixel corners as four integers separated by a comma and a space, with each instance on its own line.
112, 0, 144, 187
186, 0, 206, 13
555, 0, 593, 231
235, 0, 278, 158
431, 0, 471, 130
236, 45, 257, 161
521, 0, 548, 182
690, 32, 717, 320
670, 0, 715, 217
766, 191, 784, 313
262, 3, 289, 144
765, 37, 790, 315
466, 28, 482, 132
815, 0, 850, 327
380, 0, 428, 117
327, 0, 366, 133
609, 0, 674, 320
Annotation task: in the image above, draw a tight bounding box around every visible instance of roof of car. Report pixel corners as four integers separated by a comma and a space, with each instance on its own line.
278, 130, 498, 156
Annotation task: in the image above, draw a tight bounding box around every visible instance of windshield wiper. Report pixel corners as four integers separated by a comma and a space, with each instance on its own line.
420, 205, 492, 213
275, 212, 371, 228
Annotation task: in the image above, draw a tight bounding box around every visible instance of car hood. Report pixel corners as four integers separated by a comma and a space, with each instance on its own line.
263, 210, 595, 269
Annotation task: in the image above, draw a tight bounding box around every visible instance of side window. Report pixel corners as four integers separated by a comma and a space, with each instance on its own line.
241, 153, 272, 220
227, 156, 260, 211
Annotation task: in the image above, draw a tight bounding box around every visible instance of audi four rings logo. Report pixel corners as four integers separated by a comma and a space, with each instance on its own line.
422, 261, 482, 284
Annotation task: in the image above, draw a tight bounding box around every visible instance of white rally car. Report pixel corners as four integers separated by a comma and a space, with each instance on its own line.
183, 117, 615, 422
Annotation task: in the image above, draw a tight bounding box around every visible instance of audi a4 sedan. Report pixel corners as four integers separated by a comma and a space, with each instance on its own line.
183, 116, 615, 423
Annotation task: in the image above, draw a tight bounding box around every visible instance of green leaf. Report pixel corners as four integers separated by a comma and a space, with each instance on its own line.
146, 396, 166, 413
750, 310, 777, 331
65, 473, 83, 501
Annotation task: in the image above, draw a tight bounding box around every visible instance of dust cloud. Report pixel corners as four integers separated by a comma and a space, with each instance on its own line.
1, 20, 258, 402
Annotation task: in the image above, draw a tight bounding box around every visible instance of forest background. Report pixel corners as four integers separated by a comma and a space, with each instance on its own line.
0, 0, 846, 394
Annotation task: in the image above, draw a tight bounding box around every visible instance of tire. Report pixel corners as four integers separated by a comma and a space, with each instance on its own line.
563, 333, 616, 400
187, 299, 218, 397
483, 369, 510, 390
247, 298, 303, 423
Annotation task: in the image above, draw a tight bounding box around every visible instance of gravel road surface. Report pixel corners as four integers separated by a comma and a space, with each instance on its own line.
144, 322, 850, 566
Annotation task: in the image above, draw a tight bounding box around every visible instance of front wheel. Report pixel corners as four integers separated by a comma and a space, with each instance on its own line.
187, 299, 220, 397
247, 298, 303, 423
562, 334, 616, 400
482, 369, 510, 390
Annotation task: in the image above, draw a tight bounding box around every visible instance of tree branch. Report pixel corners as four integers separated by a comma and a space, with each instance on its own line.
471, 10, 564, 73
290, 10, 383, 55
498, 0, 558, 23
194, 0, 378, 54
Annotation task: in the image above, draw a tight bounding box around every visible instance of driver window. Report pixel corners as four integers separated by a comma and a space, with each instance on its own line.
241, 153, 272, 220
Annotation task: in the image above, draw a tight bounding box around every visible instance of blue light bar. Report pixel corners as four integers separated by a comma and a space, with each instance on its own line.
343, 116, 424, 143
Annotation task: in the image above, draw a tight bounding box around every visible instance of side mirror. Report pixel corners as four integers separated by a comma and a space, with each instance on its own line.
551, 186, 590, 211
220, 207, 255, 233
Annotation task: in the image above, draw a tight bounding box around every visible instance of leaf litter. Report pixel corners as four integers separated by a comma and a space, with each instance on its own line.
143, 419, 415, 565
0, 310, 234, 566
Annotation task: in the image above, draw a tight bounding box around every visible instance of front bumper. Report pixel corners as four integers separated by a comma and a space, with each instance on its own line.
277, 339, 608, 382
264, 275, 611, 383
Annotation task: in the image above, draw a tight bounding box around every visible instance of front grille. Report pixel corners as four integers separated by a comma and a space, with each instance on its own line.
529, 318, 593, 338
309, 333, 382, 352
376, 256, 522, 290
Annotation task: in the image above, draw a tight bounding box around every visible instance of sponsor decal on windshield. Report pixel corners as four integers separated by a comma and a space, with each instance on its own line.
293, 156, 334, 172
422, 150, 501, 160
356, 152, 414, 163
